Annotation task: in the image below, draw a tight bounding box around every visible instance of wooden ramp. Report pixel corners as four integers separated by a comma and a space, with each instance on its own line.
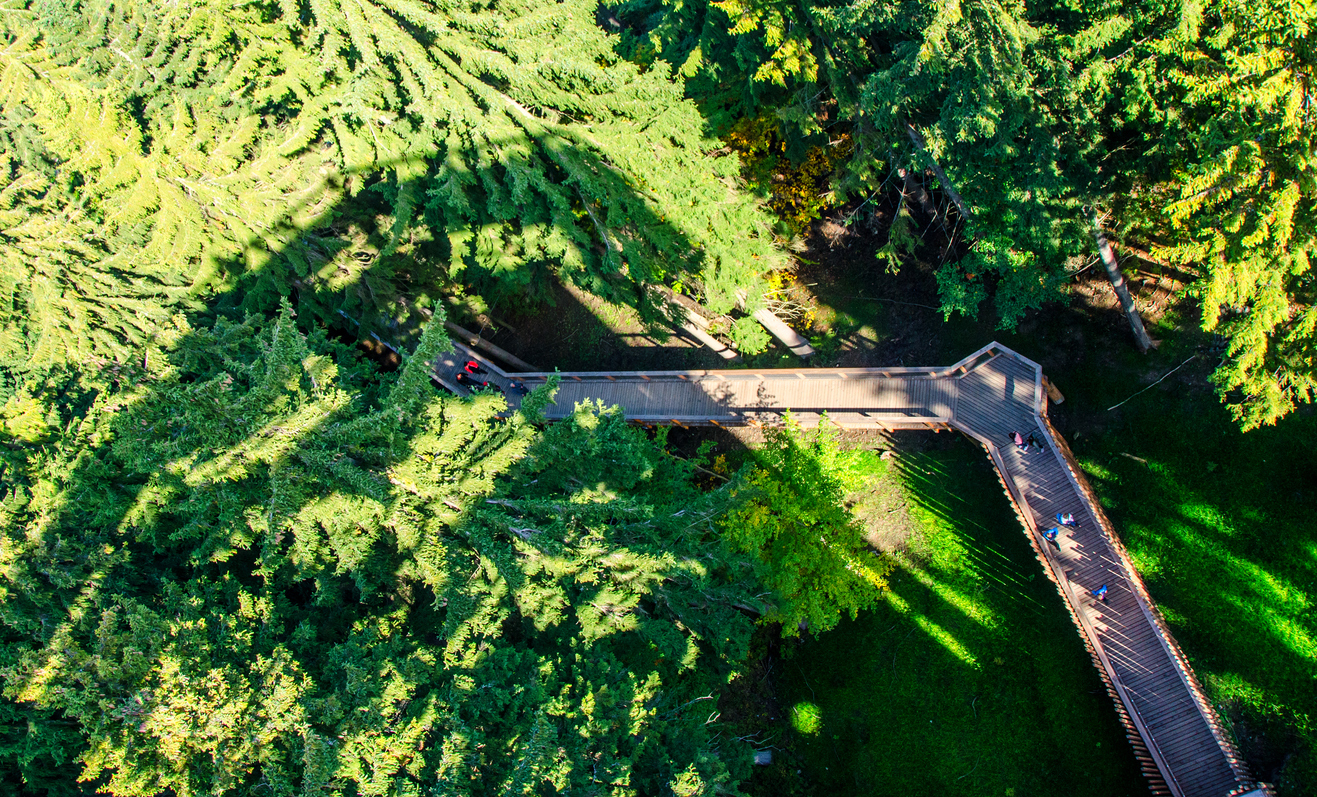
433, 341, 1266, 797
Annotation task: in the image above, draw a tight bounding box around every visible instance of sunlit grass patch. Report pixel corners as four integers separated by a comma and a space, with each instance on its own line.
777, 437, 1147, 796
790, 702, 822, 735
883, 590, 979, 667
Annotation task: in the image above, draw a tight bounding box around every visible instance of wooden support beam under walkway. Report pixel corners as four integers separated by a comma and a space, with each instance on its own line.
431, 340, 1271, 797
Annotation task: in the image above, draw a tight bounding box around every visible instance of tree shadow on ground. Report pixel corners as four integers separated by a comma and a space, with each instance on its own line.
0, 120, 780, 793
471, 274, 734, 372
773, 435, 1147, 797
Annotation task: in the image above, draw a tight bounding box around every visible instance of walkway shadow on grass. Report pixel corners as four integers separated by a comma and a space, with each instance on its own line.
779, 434, 1147, 797
1081, 448, 1317, 788
887, 439, 1053, 620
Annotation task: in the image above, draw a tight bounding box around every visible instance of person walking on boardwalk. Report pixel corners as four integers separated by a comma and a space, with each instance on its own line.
1043, 526, 1061, 547
1092, 584, 1109, 602
1026, 432, 1043, 453
1056, 512, 1077, 527
464, 359, 486, 375
1010, 431, 1026, 451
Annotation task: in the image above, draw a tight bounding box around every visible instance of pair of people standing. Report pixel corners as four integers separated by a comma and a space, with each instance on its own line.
456, 360, 531, 396
1043, 511, 1078, 548
1007, 430, 1044, 453
455, 370, 499, 392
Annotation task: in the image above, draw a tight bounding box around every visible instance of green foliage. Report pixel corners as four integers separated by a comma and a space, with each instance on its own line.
722, 116, 851, 236
0, 0, 792, 376
877, 200, 919, 274
777, 443, 1149, 795
721, 416, 891, 636
0, 704, 87, 797
0, 390, 52, 444
788, 701, 822, 735
1134, 1, 1317, 429
728, 315, 773, 353
624, 0, 1316, 427
827, 0, 1099, 312
0, 306, 762, 796
620, 0, 1100, 327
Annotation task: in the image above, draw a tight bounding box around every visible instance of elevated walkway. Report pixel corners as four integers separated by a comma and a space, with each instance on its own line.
432, 341, 1264, 797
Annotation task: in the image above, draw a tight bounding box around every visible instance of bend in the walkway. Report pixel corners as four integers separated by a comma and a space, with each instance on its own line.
430, 339, 1264, 797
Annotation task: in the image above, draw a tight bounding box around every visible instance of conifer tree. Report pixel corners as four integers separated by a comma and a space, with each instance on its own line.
0, 306, 762, 796
1, 0, 792, 375
1130, 1, 1316, 428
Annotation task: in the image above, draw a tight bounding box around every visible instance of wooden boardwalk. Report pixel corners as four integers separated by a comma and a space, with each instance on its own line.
433, 341, 1267, 797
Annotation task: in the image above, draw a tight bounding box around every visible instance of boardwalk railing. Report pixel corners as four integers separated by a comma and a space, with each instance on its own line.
431, 340, 1269, 797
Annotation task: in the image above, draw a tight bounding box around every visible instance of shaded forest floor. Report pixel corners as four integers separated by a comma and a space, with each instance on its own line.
451, 211, 1317, 796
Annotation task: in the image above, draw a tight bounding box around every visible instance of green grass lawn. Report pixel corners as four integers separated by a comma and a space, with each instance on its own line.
783, 255, 1316, 794
774, 438, 1149, 796
1051, 338, 1317, 794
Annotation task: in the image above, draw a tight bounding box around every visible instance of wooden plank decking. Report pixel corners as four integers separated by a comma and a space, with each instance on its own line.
432, 341, 1266, 797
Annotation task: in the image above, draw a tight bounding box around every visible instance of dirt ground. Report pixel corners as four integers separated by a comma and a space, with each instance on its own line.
466, 201, 1194, 369
461, 280, 721, 372
455, 199, 1228, 457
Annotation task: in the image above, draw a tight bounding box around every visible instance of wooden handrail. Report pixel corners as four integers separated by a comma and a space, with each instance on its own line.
1039, 411, 1255, 785
423, 333, 1258, 797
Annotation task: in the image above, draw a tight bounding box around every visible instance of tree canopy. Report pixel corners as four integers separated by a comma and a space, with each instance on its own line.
1, 0, 1314, 791
1, 307, 769, 796
0, 0, 794, 377
619, 0, 1317, 426
721, 417, 891, 636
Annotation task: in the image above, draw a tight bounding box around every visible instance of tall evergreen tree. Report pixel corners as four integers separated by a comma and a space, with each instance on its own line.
1, 0, 794, 377
1123, 0, 1316, 428
0, 307, 763, 795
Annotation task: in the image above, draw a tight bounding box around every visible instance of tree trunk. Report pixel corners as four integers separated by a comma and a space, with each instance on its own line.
1091, 212, 1157, 353
677, 316, 741, 361
650, 285, 741, 361
753, 308, 816, 358
904, 122, 969, 222
891, 157, 939, 223
443, 321, 543, 371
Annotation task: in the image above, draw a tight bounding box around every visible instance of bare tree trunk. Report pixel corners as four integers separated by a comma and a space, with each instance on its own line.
752, 308, 816, 358
904, 122, 969, 222
649, 285, 741, 361
443, 321, 543, 371
1091, 212, 1157, 353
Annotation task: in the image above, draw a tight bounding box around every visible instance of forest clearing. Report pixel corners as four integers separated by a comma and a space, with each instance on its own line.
1, 0, 1314, 796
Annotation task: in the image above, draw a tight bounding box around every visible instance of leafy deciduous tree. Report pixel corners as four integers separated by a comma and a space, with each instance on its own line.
722, 416, 890, 636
